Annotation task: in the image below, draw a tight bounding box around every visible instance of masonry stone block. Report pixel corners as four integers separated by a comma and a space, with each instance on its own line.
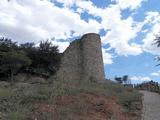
54, 33, 105, 82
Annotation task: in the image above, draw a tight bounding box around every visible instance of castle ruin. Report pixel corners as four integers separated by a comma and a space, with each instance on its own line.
54, 33, 105, 82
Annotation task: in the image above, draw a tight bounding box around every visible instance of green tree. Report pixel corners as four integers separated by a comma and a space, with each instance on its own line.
0, 37, 60, 80
0, 50, 31, 83
20, 40, 60, 77
153, 34, 160, 65
0, 37, 18, 52
0, 37, 19, 78
115, 76, 123, 84
154, 34, 160, 47
38, 40, 60, 75
122, 75, 129, 84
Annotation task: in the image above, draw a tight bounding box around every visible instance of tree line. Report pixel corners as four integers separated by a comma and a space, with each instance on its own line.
0, 38, 61, 83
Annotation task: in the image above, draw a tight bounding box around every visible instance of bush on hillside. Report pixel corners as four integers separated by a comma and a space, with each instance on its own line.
0, 37, 61, 82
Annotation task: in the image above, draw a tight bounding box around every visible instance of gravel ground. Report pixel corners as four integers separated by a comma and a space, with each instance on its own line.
140, 90, 160, 120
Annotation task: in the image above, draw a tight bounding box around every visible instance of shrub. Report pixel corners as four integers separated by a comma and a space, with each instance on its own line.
7, 111, 28, 120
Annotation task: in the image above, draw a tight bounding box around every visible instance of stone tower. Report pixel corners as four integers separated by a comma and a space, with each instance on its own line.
54, 33, 105, 82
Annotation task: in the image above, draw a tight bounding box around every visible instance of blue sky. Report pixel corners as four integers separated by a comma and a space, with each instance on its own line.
0, 0, 160, 83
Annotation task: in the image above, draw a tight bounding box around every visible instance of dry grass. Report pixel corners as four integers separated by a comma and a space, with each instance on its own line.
0, 79, 142, 120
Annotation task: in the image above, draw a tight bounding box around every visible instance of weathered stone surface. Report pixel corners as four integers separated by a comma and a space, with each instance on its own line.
54, 33, 105, 82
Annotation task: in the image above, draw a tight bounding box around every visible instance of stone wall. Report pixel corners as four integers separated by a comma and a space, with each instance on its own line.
54, 33, 105, 82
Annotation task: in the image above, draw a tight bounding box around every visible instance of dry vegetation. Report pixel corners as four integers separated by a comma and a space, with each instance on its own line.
0, 77, 142, 120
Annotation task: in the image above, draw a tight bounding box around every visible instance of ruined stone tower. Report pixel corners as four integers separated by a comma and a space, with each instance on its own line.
54, 33, 105, 82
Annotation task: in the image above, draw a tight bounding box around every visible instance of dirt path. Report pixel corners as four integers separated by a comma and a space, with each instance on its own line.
140, 90, 160, 120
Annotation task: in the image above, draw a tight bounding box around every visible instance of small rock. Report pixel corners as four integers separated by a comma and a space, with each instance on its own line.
0, 112, 5, 120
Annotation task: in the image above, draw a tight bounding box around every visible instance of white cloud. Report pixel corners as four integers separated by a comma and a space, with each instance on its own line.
143, 11, 160, 55
151, 72, 159, 76
55, 0, 76, 7
52, 40, 70, 53
54, 0, 146, 56
151, 70, 160, 76
101, 8, 143, 56
0, 0, 101, 43
131, 76, 151, 83
71, 0, 145, 56
111, 0, 146, 10
102, 48, 113, 65
0, 0, 150, 63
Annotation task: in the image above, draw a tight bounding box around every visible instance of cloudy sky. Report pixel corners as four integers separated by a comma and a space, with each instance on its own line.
0, 0, 160, 83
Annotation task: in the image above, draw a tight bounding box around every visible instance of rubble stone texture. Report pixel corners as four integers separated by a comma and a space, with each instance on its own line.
54, 33, 105, 82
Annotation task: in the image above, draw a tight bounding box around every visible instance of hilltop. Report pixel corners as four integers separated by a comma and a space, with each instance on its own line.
0, 78, 142, 120
0, 34, 142, 120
